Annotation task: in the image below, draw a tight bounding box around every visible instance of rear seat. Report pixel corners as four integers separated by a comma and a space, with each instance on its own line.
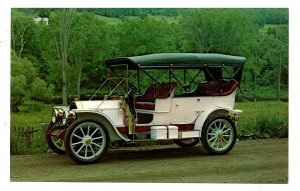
181, 79, 239, 97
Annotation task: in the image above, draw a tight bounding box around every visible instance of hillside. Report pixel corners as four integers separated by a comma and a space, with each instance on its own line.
11, 8, 288, 108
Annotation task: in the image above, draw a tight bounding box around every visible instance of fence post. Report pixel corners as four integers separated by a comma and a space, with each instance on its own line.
40, 122, 48, 131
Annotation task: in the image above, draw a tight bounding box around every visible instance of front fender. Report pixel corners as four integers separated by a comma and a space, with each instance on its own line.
74, 110, 129, 142
194, 106, 234, 134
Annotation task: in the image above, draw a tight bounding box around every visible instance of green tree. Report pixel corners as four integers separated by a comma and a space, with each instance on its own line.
11, 75, 27, 112
11, 50, 36, 84
11, 8, 289, 101
11, 50, 54, 111
69, 12, 111, 99
30, 77, 54, 103
11, 10, 34, 57
243, 33, 267, 101
117, 17, 177, 56
52, 8, 78, 105
183, 9, 256, 55
263, 26, 288, 101
11, 50, 35, 111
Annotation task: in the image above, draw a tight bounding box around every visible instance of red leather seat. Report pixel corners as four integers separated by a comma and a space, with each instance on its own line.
182, 79, 239, 97
135, 82, 177, 110
135, 102, 155, 110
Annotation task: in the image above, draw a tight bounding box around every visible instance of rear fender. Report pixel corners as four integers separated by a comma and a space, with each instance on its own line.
75, 111, 129, 142
194, 107, 233, 135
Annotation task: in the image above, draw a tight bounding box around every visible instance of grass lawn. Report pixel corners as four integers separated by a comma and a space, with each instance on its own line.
11, 104, 53, 129
10, 103, 53, 154
235, 101, 288, 138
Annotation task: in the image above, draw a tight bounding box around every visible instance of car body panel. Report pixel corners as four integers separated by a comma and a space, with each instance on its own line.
74, 110, 128, 141
73, 100, 125, 127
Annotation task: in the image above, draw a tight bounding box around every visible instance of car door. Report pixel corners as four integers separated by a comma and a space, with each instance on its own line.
171, 97, 201, 124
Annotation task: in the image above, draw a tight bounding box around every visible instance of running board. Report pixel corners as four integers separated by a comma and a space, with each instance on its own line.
179, 130, 200, 139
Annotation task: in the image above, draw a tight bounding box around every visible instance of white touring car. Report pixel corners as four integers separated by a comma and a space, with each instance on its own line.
47, 53, 245, 164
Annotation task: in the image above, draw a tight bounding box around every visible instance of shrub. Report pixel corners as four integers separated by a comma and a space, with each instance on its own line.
11, 51, 37, 84
254, 113, 288, 138
10, 126, 48, 155
30, 77, 54, 103
11, 75, 28, 112
236, 101, 288, 139
20, 99, 43, 112
11, 50, 55, 111
10, 104, 52, 154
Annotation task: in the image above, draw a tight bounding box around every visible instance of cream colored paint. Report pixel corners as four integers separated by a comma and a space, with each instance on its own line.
72, 90, 237, 132
74, 100, 124, 126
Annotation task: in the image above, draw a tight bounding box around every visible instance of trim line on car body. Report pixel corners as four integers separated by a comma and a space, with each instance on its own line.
194, 106, 235, 134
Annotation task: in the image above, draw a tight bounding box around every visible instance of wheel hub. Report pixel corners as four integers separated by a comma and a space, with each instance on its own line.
217, 132, 223, 139
215, 130, 223, 139
83, 136, 92, 146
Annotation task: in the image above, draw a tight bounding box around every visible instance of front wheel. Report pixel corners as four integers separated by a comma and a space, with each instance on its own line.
46, 122, 66, 155
64, 119, 110, 164
201, 115, 236, 154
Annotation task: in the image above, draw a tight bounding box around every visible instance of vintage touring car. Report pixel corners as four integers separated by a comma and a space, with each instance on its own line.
47, 53, 245, 164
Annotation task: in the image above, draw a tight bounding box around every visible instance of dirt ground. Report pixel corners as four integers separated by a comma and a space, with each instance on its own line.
10, 138, 288, 183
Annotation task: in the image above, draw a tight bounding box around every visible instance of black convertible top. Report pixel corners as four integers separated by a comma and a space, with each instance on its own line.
105, 53, 246, 69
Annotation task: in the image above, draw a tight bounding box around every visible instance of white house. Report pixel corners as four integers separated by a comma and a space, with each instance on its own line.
33, 17, 49, 25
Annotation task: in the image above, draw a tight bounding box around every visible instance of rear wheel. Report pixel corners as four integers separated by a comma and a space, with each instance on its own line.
201, 115, 236, 154
64, 119, 109, 164
46, 122, 66, 155
174, 138, 200, 147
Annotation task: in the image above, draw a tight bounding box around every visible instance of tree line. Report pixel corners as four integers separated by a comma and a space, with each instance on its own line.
11, 8, 288, 111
